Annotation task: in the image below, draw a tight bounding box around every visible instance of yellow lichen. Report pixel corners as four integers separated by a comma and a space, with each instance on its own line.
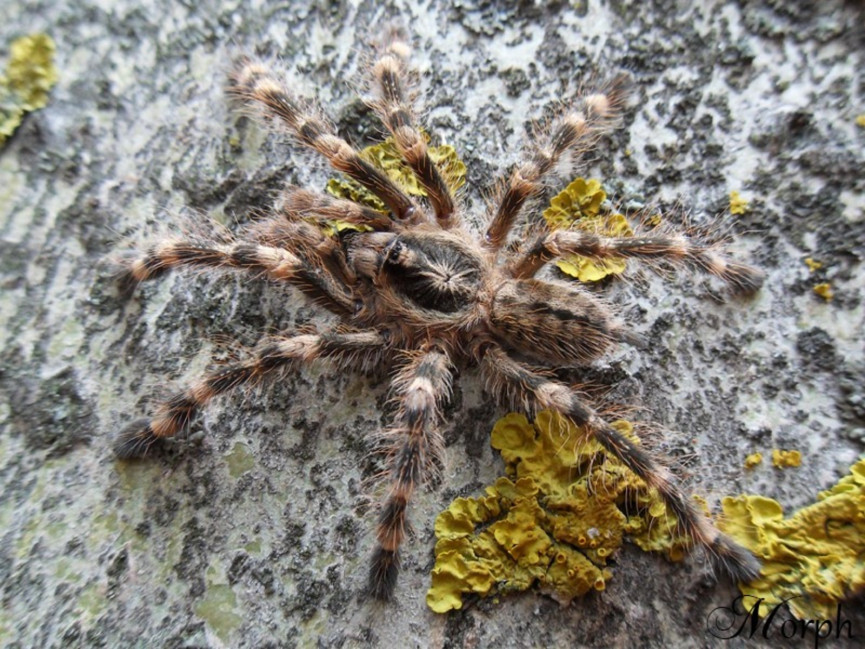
543, 177, 606, 230
324, 133, 466, 231
1, 34, 57, 145
426, 411, 697, 612
856, 114, 865, 128
813, 282, 833, 301
729, 190, 749, 215
542, 177, 634, 282
720, 458, 865, 620
744, 452, 763, 469
771, 449, 801, 469
804, 257, 822, 272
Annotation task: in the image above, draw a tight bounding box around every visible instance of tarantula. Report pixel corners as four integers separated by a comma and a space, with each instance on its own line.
113, 31, 764, 600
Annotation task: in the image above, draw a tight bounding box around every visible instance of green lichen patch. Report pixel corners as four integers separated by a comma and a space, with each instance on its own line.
76, 582, 109, 619
542, 178, 634, 282
1, 33, 58, 146
720, 458, 865, 620
194, 584, 243, 643
324, 133, 466, 231
226, 441, 255, 478
426, 411, 698, 613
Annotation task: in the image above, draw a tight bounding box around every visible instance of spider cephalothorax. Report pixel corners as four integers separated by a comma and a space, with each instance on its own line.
113, 29, 764, 600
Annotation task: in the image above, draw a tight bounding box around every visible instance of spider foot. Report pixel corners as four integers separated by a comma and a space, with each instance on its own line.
368, 547, 400, 601
721, 262, 766, 295
112, 418, 165, 459
711, 535, 763, 583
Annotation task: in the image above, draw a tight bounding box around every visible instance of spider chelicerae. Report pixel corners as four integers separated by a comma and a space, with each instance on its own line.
113, 29, 764, 600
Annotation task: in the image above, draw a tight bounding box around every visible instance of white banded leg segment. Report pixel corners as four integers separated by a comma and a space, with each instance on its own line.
281, 188, 395, 231
122, 239, 355, 314
484, 74, 631, 249
479, 345, 762, 583
113, 331, 386, 459
231, 59, 417, 221
124, 239, 303, 283
512, 230, 765, 293
369, 348, 453, 600
369, 37, 456, 226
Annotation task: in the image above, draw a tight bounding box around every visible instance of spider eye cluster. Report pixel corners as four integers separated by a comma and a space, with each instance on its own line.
383, 239, 405, 264
380, 234, 482, 314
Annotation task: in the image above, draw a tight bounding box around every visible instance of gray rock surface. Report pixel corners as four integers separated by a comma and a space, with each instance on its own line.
1, 0, 863, 647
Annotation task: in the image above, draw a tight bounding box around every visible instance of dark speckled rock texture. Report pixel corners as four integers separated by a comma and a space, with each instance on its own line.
1, 1, 863, 647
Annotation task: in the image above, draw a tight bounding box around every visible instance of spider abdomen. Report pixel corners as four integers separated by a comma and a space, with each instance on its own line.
490, 279, 625, 366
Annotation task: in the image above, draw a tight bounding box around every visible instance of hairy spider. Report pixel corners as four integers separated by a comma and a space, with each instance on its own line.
113, 29, 764, 600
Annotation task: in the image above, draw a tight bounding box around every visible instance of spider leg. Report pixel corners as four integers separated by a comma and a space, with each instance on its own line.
112, 330, 386, 459
120, 237, 355, 315
477, 344, 762, 583
484, 75, 630, 250
510, 229, 765, 293
369, 346, 453, 600
249, 212, 359, 283
279, 187, 395, 231
231, 59, 417, 222
367, 30, 456, 227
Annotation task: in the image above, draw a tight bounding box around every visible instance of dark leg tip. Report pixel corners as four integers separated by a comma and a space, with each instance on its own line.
368, 547, 400, 601
112, 418, 163, 459
115, 269, 139, 300
617, 329, 648, 350
712, 536, 762, 583
727, 264, 766, 295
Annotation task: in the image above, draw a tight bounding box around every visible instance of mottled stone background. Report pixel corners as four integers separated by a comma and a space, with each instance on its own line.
1, 0, 863, 647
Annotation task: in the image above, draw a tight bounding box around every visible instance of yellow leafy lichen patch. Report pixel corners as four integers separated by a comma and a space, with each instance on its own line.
813, 282, 833, 301
317, 217, 374, 238
324, 133, 466, 230
744, 452, 763, 469
542, 178, 634, 282
543, 178, 607, 230
1, 34, 58, 145
771, 449, 801, 469
804, 257, 822, 272
720, 458, 865, 620
729, 190, 749, 215
426, 411, 697, 613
